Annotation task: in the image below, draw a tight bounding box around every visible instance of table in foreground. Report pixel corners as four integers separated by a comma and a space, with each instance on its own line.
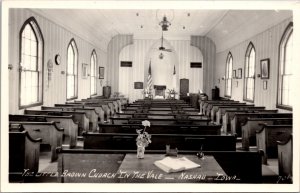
117, 154, 227, 183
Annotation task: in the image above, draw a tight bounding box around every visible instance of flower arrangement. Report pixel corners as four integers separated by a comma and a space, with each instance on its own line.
136, 120, 152, 147
167, 89, 178, 95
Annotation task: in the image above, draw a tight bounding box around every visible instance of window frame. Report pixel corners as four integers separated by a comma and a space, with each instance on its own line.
66, 38, 79, 100
243, 42, 256, 103
277, 22, 293, 110
225, 52, 233, 98
18, 17, 44, 109
90, 50, 97, 96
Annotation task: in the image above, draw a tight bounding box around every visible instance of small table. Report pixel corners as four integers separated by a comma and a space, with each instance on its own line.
117, 154, 226, 183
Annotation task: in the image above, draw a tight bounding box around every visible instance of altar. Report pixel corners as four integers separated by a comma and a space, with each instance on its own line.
154, 85, 166, 99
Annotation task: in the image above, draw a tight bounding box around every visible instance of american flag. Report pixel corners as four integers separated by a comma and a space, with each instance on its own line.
147, 61, 153, 91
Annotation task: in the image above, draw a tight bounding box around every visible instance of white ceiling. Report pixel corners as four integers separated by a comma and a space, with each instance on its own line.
31, 9, 292, 52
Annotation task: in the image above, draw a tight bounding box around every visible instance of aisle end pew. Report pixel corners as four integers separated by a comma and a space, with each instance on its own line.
9, 121, 64, 162
256, 124, 292, 164
9, 114, 78, 148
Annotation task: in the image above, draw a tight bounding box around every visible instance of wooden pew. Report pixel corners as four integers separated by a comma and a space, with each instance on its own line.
231, 113, 292, 137
277, 134, 293, 182
83, 132, 236, 151
203, 101, 240, 116
9, 125, 42, 182
222, 109, 278, 135
199, 99, 233, 115
81, 98, 123, 112
215, 106, 265, 124
256, 124, 292, 164
9, 114, 78, 148
99, 123, 222, 135
210, 103, 249, 122
115, 112, 206, 119
56, 148, 262, 183
73, 101, 112, 121
241, 117, 293, 150
24, 109, 89, 136
41, 106, 99, 132
109, 117, 211, 125
134, 99, 185, 103
56, 103, 105, 123
9, 121, 64, 162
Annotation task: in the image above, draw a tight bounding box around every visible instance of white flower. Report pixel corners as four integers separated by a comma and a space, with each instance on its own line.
142, 120, 151, 127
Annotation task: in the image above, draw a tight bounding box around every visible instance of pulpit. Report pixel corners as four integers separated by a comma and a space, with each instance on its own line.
154, 85, 166, 99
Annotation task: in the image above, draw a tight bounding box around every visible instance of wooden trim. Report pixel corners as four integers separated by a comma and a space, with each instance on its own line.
276, 104, 293, 111
66, 96, 78, 101
243, 99, 254, 103
18, 17, 44, 110
19, 102, 43, 110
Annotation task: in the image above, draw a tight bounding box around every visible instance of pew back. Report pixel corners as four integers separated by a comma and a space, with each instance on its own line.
83, 133, 236, 151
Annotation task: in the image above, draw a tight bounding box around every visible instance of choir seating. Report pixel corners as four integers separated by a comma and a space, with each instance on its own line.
231, 113, 292, 137
99, 123, 222, 135
222, 109, 278, 134
83, 132, 236, 151
41, 106, 99, 132
256, 124, 292, 164
277, 134, 293, 183
214, 106, 265, 124
9, 121, 64, 162
9, 114, 78, 148
241, 117, 293, 150
9, 124, 42, 182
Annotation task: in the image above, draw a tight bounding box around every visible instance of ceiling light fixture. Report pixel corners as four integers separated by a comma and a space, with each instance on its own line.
159, 15, 171, 31
156, 10, 174, 31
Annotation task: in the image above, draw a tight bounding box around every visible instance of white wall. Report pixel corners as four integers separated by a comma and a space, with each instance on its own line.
8, 9, 107, 114
191, 36, 216, 99
214, 17, 293, 112
117, 38, 204, 102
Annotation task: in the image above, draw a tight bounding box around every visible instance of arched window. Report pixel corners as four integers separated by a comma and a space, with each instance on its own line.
90, 50, 97, 96
19, 17, 44, 108
278, 23, 293, 109
225, 52, 233, 97
244, 42, 256, 102
67, 39, 78, 100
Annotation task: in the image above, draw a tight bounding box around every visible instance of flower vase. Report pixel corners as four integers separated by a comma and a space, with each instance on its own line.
137, 145, 145, 159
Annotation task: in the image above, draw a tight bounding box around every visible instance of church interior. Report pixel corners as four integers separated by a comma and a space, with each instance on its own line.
1, 1, 300, 192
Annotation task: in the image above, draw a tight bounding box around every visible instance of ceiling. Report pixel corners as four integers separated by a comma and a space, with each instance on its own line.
31, 9, 292, 52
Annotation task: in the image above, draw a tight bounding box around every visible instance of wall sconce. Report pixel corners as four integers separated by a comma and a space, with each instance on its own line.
8, 64, 13, 70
